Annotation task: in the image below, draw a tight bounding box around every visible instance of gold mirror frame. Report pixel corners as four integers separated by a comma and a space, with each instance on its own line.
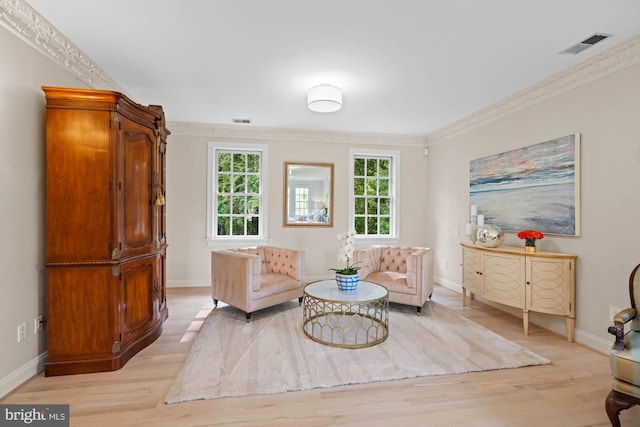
284, 162, 334, 227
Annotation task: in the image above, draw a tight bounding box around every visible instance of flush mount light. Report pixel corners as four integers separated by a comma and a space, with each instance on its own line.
307, 84, 342, 113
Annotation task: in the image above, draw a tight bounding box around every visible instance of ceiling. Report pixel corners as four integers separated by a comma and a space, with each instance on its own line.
24, 0, 640, 136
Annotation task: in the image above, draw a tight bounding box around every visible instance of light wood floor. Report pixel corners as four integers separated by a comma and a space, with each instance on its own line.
3, 285, 638, 426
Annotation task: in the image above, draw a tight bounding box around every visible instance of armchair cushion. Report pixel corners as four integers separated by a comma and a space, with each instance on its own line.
611, 330, 640, 390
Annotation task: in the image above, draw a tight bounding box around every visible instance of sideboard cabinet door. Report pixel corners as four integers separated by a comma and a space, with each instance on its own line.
461, 248, 481, 305
481, 252, 525, 309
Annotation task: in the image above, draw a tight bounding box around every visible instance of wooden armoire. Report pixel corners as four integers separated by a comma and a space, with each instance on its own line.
43, 87, 169, 376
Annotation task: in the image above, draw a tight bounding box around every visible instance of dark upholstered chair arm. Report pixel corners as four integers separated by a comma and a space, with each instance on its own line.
614, 308, 637, 325
608, 308, 637, 350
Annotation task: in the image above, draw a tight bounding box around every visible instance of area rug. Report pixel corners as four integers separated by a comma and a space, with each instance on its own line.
165, 301, 550, 404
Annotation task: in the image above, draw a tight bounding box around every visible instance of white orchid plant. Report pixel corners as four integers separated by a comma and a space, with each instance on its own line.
329, 230, 360, 275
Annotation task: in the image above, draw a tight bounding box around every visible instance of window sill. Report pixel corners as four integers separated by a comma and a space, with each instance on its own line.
354, 236, 401, 246
206, 237, 268, 247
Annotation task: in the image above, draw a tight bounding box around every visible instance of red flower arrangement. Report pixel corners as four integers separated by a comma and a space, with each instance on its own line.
517, 229, 544, 247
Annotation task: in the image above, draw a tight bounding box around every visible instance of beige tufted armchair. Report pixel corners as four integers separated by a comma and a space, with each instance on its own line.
606, 263, 640, 425
353, 245, 433, 314
211, 246, 305, 320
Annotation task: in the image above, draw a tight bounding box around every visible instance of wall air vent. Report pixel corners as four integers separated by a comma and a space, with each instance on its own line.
560, 33, 612, 55
232, 118, 252, 124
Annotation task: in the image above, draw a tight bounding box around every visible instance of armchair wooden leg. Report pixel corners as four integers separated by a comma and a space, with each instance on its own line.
245, 312, 252, 322
606, 389, 638, 427
213, 298, 218, 308
416, 306, 421, 315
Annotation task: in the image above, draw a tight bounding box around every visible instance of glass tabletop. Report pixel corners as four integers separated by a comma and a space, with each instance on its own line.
304, 279, 388, 302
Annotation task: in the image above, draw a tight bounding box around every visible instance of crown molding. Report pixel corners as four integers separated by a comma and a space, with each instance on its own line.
427, 33, 640, 145
0, 0, 126, 92
5, 0, 638, 146
167, 121, 427, 147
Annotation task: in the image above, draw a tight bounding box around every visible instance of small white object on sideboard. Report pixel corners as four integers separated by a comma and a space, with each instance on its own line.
460, 242, 576, 342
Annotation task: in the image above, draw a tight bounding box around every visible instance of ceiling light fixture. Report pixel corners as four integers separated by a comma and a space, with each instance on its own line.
307, 84, 342, 113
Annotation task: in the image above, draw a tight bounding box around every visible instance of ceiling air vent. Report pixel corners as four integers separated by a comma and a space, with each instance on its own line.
232, 118, 252, 124
560, 33, 612, 55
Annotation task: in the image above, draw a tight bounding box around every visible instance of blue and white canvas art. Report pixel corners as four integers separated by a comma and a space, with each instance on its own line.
470, 134, 580, 236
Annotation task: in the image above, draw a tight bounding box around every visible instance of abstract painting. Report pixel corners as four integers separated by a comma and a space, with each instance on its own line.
470, 134, 580, 236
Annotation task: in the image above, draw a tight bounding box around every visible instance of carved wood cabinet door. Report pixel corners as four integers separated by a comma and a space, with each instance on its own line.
117, 115, 158, 259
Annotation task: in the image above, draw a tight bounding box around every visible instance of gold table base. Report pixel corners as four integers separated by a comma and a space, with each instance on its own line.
302, 281, 389, 349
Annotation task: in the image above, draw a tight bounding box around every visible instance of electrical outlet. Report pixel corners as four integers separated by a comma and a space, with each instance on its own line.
17, 323, 27, 342
34, 316, 44, 334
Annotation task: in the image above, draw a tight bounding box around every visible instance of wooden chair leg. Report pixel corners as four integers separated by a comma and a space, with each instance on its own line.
213, 298, 218, 308
245, 312, 252, 322
606, 389, 638, 427
416, 306, 421, 315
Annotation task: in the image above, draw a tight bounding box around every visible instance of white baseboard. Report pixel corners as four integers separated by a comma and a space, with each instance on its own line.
433, 276, 610, 355
0, 352, 47, 399
434, 276, 463, 293
167, 280, 209, 288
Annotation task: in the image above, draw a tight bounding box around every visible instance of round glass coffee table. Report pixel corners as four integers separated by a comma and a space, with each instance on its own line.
302, 280, 389, 349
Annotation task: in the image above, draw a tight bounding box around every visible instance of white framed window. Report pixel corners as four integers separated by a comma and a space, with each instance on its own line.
206, 142, 268, 245
348, 148, 400, 241
294, 187, 310, 217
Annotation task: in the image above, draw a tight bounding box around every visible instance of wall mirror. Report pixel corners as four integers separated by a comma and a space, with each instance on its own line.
284, 162, 334, 227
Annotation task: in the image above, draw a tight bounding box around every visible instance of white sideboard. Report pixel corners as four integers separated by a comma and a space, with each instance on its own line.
460, 242, 576, 342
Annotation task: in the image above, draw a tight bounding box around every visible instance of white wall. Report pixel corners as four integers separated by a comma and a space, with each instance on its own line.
3, 0, 638, 399
0, 25, 87, 395
166, 128, 429, 285
427, 59, 640, 352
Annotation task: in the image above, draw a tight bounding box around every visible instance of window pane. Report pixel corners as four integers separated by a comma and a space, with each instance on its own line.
366, 178, 377, 195
366, 158, 377, 176
353, 178, 365, 195
218, 153, 231, 172
355, 217, 365, 234
218, 195, 230, 214
379, 159, 389, 177
367, 217, 378, 234
247, 175, 260, 193
233, 174, 245, 193
354, 197, 366, 215
217, 216, 230, 235
380, 197, 390, 215
232, 196, 245, 214
379, 178, 389, 196
218, 174, 231, 192
354, 158, 365, 176
247, 217, 259, 235
232, 216, 245, 235
247, 154, 260, 173
380, 217, 390, 235
232, 153, 245, 172
367, 197, 378, 215
247, 196, 260, 214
